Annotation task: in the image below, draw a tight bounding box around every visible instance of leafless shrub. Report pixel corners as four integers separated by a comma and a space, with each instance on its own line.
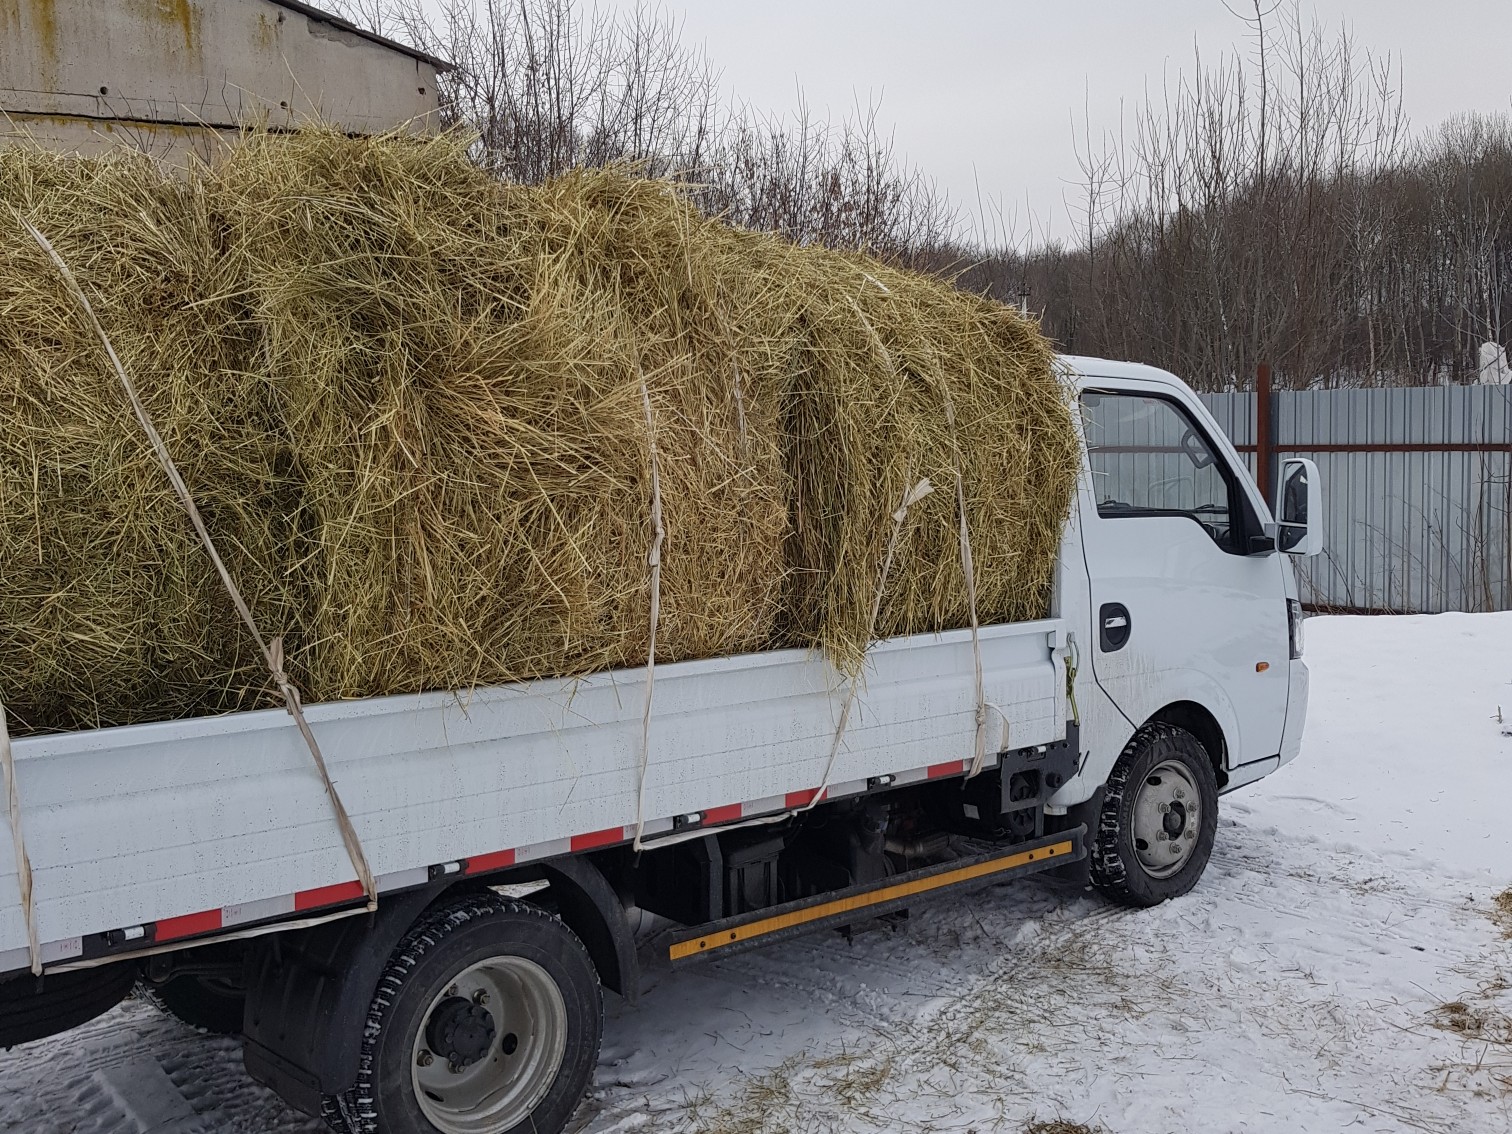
334, 0, 959, 261
697, 98, 961, 263
339, 0, 720, 181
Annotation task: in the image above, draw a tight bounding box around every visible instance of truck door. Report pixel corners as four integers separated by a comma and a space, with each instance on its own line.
1077, 386, 1290, 768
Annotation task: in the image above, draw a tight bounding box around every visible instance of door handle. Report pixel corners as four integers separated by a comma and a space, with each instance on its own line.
1099, 603, 1131, 652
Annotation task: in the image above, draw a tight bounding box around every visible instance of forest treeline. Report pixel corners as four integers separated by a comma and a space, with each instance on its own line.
341, 0, 1511, 389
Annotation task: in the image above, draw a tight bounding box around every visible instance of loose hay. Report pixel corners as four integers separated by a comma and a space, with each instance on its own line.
1494, 888, 1512, 937
0, 131, 1078, 733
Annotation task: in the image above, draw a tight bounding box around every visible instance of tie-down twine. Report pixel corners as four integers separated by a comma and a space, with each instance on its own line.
0, 701, 38, 976
845, 298, 994, 779
631, 358, 666, 852
630, 471, 944, 847
12, 212, 378, 943
940, 392, 993, 779
793, 475, 937, 814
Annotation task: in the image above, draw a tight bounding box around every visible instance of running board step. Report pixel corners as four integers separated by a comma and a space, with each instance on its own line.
668, 826, 1086, 964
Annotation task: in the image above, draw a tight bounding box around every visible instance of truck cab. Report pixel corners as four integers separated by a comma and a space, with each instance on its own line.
1060, 356, 1311, 801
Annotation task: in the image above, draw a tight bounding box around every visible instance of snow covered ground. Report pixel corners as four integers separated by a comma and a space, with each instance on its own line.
3, 613, 1510, 1134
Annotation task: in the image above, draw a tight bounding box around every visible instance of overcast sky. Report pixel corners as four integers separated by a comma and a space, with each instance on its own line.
599, 0, 1511, 242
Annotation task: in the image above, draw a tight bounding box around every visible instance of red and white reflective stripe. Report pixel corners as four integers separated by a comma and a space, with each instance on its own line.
142, 875, 404, 946
2, 748, 1000, 972
702, 803, 743, 825
154, 908, 223, 943
1, 934, 82, 972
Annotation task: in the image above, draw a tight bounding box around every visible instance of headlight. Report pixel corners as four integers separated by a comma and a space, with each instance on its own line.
1287, 599, 1304, 659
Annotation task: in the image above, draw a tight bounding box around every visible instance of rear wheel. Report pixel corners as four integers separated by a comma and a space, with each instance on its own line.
0, 961, 138, 1048
140, 973, 246, 1035
324, 894, 602, 1134
1090, 723, 1219, 908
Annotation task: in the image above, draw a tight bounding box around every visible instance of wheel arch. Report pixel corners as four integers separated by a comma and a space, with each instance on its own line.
534, 854, 637, 1006
1145, 700, 1229, 789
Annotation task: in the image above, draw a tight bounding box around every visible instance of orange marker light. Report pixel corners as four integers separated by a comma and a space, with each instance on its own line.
1255, 661, 1270, 672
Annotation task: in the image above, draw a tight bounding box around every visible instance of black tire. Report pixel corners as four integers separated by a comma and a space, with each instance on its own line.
1090, 723, 1219, 908
140, 973, 246, 1035
324, 894, 602, 1134
0, 960, 137, 1048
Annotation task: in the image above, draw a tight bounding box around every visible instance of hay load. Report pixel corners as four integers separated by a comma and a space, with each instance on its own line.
0, 132, 1079, 735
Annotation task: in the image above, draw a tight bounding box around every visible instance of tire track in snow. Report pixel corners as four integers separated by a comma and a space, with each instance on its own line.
0, 815, 1505, 1133
585, 814, 1510, 1134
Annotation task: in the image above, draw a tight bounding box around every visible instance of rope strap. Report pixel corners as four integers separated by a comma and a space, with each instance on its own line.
1065, 633, 1082, 728
940, 394, 990, 779
640, 479, 934, 839
16, 211, 377, 913
631, 360, 666, 851
847, 294, 993, 778
0, 696, 39, 975
798, 477, 935, 814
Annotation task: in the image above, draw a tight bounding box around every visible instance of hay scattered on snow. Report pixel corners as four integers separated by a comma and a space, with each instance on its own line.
0, 131, 1078, 734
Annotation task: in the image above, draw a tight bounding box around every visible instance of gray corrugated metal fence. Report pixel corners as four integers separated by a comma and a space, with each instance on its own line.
1200, 386, 1512, 613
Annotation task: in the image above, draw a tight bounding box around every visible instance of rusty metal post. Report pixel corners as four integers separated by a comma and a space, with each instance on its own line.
1255, 362, 1276, 508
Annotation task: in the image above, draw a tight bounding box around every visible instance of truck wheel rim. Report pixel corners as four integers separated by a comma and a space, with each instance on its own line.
410, 956, 568, 1134
1131, 759, 1200, 880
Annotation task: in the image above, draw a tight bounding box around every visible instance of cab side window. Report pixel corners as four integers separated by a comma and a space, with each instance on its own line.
1080, 392, 1240, 553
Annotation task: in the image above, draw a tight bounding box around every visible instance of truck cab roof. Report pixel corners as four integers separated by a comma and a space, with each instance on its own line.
1057, 355, 1188, 390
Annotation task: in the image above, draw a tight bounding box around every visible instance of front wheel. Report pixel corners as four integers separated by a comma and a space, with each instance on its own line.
325, 894, 602, 1134
1090, 723, 1219, 908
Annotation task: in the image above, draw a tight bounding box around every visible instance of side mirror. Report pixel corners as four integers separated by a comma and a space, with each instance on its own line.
1276, 457, 1323, 556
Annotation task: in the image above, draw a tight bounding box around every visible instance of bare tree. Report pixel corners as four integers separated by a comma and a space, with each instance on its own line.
342, 0, 722, 181
697, 96, 960, 261
335, 0, 1512, 385
995, 1, 1510, 389
332, 0, 959, 262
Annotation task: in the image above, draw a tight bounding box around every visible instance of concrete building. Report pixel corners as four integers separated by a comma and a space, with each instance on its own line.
0, 0, 448, 161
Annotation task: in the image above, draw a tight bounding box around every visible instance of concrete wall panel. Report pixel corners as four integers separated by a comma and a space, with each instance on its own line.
0, 0, 442, 140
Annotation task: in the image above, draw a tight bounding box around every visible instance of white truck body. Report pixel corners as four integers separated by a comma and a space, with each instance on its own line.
0, 357, 1312, 979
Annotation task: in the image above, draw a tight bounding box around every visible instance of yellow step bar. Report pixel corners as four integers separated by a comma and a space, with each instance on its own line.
670, 835, 1078, 962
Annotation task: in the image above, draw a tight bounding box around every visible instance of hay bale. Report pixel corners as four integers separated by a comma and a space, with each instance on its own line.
0, 132, 1078, 734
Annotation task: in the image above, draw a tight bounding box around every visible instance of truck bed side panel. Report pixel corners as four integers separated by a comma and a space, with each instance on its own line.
1, 620, 1064, 964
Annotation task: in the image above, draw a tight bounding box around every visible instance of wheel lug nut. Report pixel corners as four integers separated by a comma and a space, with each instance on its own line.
1157, 831, 1168, 841
473, 990, 490, 1006
417, 1050, 434, 1067
1158, 802, 1169, 813
448, 1061, 465, 1074
1174, 789, 1185, 800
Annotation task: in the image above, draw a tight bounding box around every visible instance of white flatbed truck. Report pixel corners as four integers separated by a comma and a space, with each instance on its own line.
0, 357, 1322, 1134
